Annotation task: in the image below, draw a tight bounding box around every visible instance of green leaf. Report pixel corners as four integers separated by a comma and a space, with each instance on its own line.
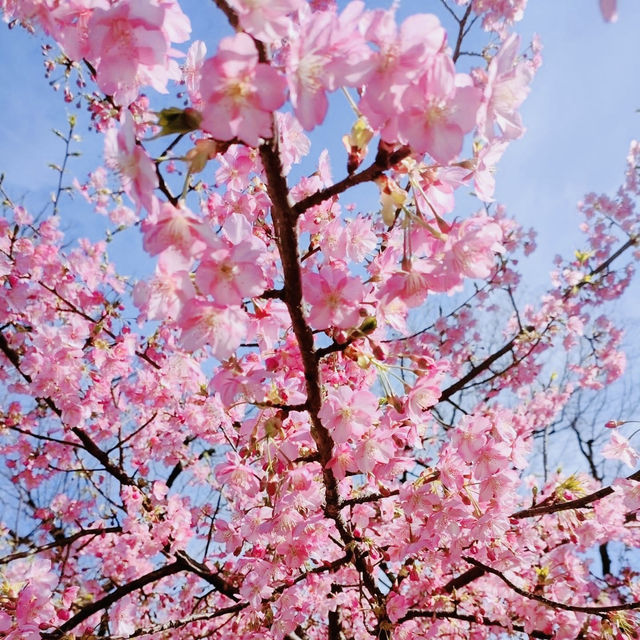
154, 107, 202, 137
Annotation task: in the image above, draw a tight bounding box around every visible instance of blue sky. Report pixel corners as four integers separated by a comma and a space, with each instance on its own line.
497, 1, 640, 277
0, 0, 639, 290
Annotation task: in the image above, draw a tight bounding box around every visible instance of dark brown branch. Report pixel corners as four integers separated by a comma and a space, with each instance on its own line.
43, 561, 185, 639
438, 0, 461, 23
437, 234, 638, 405
452, 4, 473, 63
315, 338, 355, 361
260, 287, 285, 300
439, 331, 522, 402
0, 526, 121, 565
463, 557, 640, 614
213, 0, 240, 29
441, 565, 486, 594
254, 401, 309, 412
328, 584, 343, 640
39, 282, 161, 369
109, 603, 246, 638
0, 329, 31, 382
461, 330, 549, 396
512, 468, 640, 519
599, 543, 612, 576
255, 101, 389, 628
70, 426, 139, 487
114, 555, 350, 639
568, 235, 638, 298
398, 609, 551, 638
6, 424, 81, 448
175, 550, 240, 601
382, 277, 495, 344
51, 120, 76, 216
0, 327, 141, 489
107, 412, 158, 454
154, 160, 178, 206
292, 145, 411, 218
166, 460, 185, 488
44, 550, 240, 638
339, 489, 400, 509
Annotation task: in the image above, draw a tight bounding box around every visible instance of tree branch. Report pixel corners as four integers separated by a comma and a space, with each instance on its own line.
110, 603, 246, 638
43, 561, 185, 639
512, 468, 640, 519
437, 234, 639, 405
291, 145, 411, 218
463, 557, 640, 614
399, 608, 551, 638
0, 327, 141, 489
0, 526, 121, 565
258, 109, 389, 627
441, 564, 486, 594
452, 4, 473, 63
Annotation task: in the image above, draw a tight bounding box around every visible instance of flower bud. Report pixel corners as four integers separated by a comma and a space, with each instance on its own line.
185, 138, 219, 173
155, 107, 203, 137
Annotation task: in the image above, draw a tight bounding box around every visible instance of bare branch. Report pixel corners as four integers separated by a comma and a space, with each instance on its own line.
464, 557, 640, 614
512, 468, 640, 519
0, 526, 121, 565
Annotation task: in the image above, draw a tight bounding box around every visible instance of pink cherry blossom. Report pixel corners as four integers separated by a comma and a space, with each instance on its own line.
196, 215, 268, 305
104, 110, 158, 213
476, 33, 534, 141
407, 376, 442, 421
471, 139, 508, 202
353, 429, 395, 473
177, 299, 246, 358
345, 216, 377, 262
286, 2, 373, 129
3, 3, 640, 640
600, 0, 617, 22
133, 250, 196, 321
277, 111, 311, 175
326, 443, 358, 480
467, 0, 528, 36
446, 215, 504, 279
389, 55, 481, 162
412, 164, 470, 217
141, 201, 209, 258
183, 39, 207, 109
87, 0, 189, 105
358, 10, 445, 129
227, 0, 304, 42
200, 32, 287, 146
318, 386, 378, 442
602, 431, 640, 468
304, 267, 367, 329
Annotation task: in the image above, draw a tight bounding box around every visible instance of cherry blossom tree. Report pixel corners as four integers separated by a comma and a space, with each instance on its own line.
0, 0, 639, 638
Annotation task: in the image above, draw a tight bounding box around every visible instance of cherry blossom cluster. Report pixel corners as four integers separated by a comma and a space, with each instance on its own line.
0, 0, 639, 639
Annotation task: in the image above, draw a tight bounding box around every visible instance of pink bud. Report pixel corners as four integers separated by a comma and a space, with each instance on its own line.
600, 0, 618, 22
605, 420, 624, 429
